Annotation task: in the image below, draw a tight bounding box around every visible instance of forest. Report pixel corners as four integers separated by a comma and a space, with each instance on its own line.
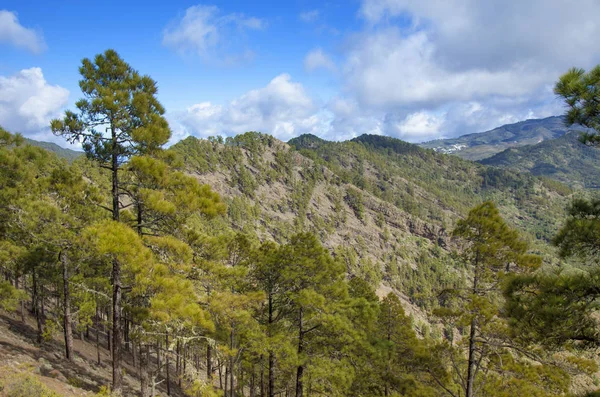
2, 50, 600, 397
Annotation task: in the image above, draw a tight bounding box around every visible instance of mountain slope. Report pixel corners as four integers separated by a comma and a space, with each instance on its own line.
480, 131, 600, 189
420, 116, 583, 161
171, 132, 571, 319
24, 138, 82, 162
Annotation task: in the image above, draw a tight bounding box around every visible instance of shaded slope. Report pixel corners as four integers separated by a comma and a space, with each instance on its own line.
420, 116, 583, 161
480, 131, 600, 189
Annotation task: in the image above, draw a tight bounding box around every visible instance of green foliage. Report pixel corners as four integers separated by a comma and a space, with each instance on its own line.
436, 202, 556, 397
481, 132, 600, 189
506, 196, 600, 349
1, 58, 597, 397
51, 49, 170, 160
345, 186, 365, 220
2, 373, 61, 397
0, 280, 26, 311
555, 66, 600, 142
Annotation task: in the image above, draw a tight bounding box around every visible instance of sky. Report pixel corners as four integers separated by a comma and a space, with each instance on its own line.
2, 0, 600, 148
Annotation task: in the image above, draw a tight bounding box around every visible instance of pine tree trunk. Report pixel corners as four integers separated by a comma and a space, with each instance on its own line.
225, 363, 229, 396
268, 293, 275, 397
176, 339, 180, 385
183, 343, 187, 380
157, 342, 161, 368
466, 254, 480, 397
62, 252, 73, 361
110, 122, 124, 396
165, 332, 171, 396
260, 357, 265, 397
230, 326, 235, 397
32, 270, 43, 344
385, 303, 391, 397
96, 326, 101, 365
19, 277, 25, 323
295, 308, 304, 397
207, 343, 212, 380
218, 359, 223, 390
140, 344, 150, 397
466, 317, 477, 397
112, 257, 123, 395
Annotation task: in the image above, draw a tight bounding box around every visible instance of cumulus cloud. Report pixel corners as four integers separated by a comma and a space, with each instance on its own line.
344, 29, 552, 109
0, 68, 69, 137
162, 5, 264, 64
0, 10, 46, 53
359, 0, 600, 71
172, 74, 330, 142
386, 111, 445, 141
325, 0, 600, 140
304, 48, 337, 73
170, 1, 600, 143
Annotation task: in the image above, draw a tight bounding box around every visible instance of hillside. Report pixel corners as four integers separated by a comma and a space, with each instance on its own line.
480, 131, 600, 189
2, 127, 594, 397
420, 116, 582, 160
24, 138, 81, 162
0, 307, 187, 397
171, 132, 571, 316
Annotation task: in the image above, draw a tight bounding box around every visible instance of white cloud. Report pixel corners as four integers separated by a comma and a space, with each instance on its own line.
0, 10, 46, 53
162, 5, 264, 64
344, 29, 552, 109
304, 48, 337, 73
327, 97, 383, 140
322, 0, 600, 140
171, 1, 600, 144
388, 111, 445, 140
0, 68, 69, 137
359, 0, 600, 71
173, 74, 330, 142
299, 10, 320, 23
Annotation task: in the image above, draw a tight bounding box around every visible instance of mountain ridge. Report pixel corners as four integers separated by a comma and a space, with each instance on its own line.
418, 116, 585, 160
24, 138, 82, 162
480, 131, 600, 189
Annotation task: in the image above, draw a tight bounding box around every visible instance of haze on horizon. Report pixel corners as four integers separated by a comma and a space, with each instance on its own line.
2, 0, 600, 148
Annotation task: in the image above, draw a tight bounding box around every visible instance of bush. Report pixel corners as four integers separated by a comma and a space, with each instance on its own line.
0, 281, 27, 311
345, 187, 364, 220
3, 373, 60, 397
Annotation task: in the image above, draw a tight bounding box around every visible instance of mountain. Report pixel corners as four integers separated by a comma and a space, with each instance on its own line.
480, 131, 600, 189
419, 116, 584, 161
24, 138, 82, 162
172, 132, 571, 320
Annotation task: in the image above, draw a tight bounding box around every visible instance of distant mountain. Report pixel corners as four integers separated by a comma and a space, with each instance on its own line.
480, 131, 600, 189
419, 116, 585, 161
24, 138, 81, 162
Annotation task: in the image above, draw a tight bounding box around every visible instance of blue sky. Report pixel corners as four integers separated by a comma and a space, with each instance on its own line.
2, 0, 600, 147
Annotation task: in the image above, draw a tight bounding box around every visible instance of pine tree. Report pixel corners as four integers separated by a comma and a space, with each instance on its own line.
278, 233, 349, 397
51, 49, 170, 395
554, 65, 600, 145
506, 198, 600, 348
438, 202, 541, 397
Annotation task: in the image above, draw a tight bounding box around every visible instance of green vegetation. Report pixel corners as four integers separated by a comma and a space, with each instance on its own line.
481, 132, 600, 189
2, 373, 61, 397
3, 54, 600, 397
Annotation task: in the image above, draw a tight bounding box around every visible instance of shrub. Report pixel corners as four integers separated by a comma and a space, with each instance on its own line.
4, 373, 60, 397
